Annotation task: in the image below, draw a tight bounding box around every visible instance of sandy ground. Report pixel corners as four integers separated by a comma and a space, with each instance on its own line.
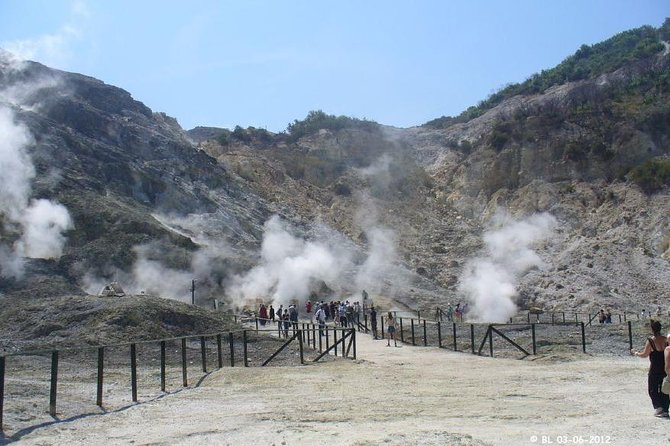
7, 331, 670, 446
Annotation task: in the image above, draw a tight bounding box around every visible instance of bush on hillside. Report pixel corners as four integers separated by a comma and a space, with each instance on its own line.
286, 110, 379, 141
629, 157, 670, 193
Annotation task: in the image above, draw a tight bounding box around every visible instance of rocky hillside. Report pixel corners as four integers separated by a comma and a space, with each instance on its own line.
0, 53, 273, 305
0, 21, 669, 330
192, 21, 670, 316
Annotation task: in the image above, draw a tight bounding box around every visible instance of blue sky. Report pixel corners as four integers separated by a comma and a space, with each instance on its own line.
0, 1, 667, 132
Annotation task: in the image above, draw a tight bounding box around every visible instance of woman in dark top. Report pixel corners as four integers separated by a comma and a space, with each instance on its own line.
632, 319, 669, 417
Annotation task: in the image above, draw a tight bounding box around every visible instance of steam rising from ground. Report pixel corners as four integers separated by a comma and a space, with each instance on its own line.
228, 216, 351, 307
82, 241, 231, 302
458, 212, 557, 322
0, 105, 73, 278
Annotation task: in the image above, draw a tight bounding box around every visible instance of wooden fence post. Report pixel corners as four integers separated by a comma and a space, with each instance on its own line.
49, 351, 58, 416
488, 325, 494, 357
243, 331, 249, 367
97, 347, 104, 406
452, 323, 457, 351
160, 342, 166, 392
181, 338, 188, 387
437, 321, 442, 348
229, 332, 235, 367
216, 334, 223, 369
531, 324, 537, 355
312, 324, 317, 350
470, 324, 475, 354
400, 318, 404, 343
628, 321, 633, 351
130, 344, 138, 402
318, 327, 323, 352
200, 336, 207, 373
423, 320, 427, 346
410, 319, 415, 346
581, 322, 586, 353
299, 330, 304, 364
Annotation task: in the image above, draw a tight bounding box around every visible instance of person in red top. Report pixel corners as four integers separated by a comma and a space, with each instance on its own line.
632, 319, 669, 417
258, 304, 268, 326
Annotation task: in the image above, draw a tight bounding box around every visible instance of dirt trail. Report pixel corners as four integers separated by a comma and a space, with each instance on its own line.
10, 331, 670, 445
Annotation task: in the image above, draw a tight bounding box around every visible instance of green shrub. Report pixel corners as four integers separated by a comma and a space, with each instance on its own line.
232, 125, 251, 143
286, 110, 379, 141
216, 130, 231, 145
333, 182, 352, 196
629, 157, 670, 193
489, 121, 515, 151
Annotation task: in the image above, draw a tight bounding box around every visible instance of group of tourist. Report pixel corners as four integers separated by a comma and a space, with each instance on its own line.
436, 302, 469, 322
307, 300, 364, 328
257, 303, 300, 336
256, 298, 406, 347
632, 319, 670, 418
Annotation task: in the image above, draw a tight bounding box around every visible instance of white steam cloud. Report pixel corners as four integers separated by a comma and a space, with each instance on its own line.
354, 225, 400, 296
0, 106, 73, 278
0, 107, 34, 220
15, 199, 73, 259
82, 240, 231, 302
228, 215, 350, 307
458, 212, 557, 322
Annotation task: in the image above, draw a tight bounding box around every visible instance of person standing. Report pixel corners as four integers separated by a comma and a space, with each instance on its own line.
339, 302, 347, 327
632, 319, 669, 417
315, 304, 326, 337
289, 304, 298, 329
370, 306, 378, 340
259, 304, 268, 326
386, 312, 397, 347
269, 304, 275, 322
282, 309, 290, 338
